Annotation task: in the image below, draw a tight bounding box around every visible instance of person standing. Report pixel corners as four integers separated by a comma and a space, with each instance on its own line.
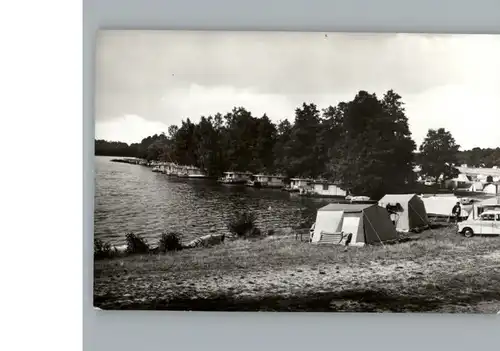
452, 201, 462, 223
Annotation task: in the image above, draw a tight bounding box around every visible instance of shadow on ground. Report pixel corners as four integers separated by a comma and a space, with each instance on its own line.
94, 287, 500, 312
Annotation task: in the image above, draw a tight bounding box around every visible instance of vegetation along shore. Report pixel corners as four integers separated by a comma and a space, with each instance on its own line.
96, 90, 500, 199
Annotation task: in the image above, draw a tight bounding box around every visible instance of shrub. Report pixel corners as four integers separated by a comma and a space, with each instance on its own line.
158, 232, 183, 252
125, 233, 150, 254
94, 238, 114, 260
227, 211, 261, 238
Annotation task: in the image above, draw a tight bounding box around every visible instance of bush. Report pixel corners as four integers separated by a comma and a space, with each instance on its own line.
94, 238, 119, 260
227, 211, 261, 238
158, 232, 183, 252
125, 233, 150, 254
94, 238, 111, 259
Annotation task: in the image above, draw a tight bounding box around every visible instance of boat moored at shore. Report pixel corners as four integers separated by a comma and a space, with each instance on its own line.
218, 171, 252, 185
246, 174, 286, 188
186, 166, 211, 179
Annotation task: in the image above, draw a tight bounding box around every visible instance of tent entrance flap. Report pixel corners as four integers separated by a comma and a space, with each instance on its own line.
341, 216, 361, 243
312, 210, 343, 242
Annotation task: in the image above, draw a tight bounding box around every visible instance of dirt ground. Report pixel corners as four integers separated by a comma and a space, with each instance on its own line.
94, 226, 500, 312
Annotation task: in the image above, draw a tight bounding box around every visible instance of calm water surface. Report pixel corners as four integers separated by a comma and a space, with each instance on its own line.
94, 156, 330, 246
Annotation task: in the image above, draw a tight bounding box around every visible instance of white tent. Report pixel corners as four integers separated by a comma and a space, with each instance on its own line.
483, 183, 500, 195
378, 194, 429, 232
311, 203, 398, 246
421, 195, 469, 218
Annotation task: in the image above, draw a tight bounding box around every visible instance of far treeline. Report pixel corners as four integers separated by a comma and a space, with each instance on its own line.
95, 90, 499, 198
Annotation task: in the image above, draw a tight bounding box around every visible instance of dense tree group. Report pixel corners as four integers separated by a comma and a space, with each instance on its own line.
95, 89, 498, 198
456, 147, 500, 168
95, 140, 136, 157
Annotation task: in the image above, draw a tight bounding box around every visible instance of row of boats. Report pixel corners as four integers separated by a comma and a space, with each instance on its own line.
113, 158, 370, 200
150, 162, 370, 200
151, 163, 288, 188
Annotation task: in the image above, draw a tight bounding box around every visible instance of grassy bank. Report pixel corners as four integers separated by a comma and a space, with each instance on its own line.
94, 225, 500, 312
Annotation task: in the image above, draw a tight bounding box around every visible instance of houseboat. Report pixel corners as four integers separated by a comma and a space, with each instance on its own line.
247, 174, 286, 188
286, 178, 313, 192
110, 158, 146, 165
218, 171, 252, 185
299, 180, 347, 198
164, 163, 180, 176
186, 166, 210, 179
176, 168, 189, 178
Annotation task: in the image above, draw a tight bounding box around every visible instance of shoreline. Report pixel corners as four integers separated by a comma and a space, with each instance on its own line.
103, 156, 499, 200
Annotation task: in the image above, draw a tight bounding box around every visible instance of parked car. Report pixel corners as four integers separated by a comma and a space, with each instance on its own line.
457, 210, 500, 237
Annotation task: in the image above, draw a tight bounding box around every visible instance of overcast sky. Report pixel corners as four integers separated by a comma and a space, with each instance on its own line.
95, 30, 500, 150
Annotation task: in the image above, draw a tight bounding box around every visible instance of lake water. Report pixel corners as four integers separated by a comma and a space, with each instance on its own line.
94, 156, 331, 246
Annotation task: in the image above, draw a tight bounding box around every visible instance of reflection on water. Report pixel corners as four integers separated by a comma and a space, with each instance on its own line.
94, 156, 329, 246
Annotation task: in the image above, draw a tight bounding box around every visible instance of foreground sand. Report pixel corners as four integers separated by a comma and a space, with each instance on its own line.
94, 226, 500, 312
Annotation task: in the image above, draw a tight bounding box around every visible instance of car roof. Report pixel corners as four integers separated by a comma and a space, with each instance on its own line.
481, 210, 500, 215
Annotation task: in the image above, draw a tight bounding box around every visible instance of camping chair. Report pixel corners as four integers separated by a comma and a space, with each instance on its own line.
318, 231, 352, 245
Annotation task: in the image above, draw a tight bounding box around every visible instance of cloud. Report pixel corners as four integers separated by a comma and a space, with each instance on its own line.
95, 30, 500, 149
95, 115, 170, 145
406, 83, 500, 150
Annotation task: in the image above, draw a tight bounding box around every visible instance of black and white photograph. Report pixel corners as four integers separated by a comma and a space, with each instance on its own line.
93, 30, 500, 312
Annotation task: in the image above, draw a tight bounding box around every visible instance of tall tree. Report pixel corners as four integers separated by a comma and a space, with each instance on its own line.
224, 107, 260, 172
253, 114, 277, 173
273, 119, 293, 175
171, 119, 198, 166
380, 90, 417, 186
284, 103, 322, 178
321, 103, 347, 179
419, 128, 460, 184
329, 90, 416, 199
194, 116, 223, 175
